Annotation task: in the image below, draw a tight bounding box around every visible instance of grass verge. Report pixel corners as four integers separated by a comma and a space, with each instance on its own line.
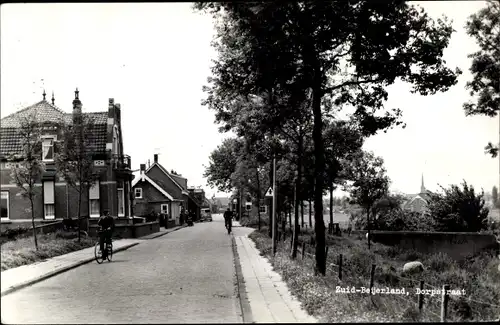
248, 224, 500, 323
1, 231, 94, 271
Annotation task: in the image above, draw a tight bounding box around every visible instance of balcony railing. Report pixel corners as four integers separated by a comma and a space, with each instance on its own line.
112, 154, 131, 170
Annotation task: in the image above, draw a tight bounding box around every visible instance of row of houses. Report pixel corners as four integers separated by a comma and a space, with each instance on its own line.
0, 90, 210, 228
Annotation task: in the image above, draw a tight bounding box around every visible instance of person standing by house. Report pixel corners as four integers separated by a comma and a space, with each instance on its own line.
98, 210, 115, 259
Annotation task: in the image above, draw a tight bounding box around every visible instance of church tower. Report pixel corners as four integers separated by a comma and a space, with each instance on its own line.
420, 173, 426, 193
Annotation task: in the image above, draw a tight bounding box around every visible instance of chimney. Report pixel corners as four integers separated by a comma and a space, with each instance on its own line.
154, 154, 158, 163
140, 164, 146, 180
72, 88, 82, 125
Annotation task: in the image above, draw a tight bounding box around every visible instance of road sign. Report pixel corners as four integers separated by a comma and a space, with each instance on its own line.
265, 187, 273, 197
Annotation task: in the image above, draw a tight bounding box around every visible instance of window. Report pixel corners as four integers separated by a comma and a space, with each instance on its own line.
135, 188, 143, 199
89, 181, 100, 218
42, 137, 55, 161
113, 126, 119, 155
117, 185, 124, 217
1, 191, 9, 220
43, 181, 55, 219
259, 205, 267, 214
246, 203, 252, 211
161, 204, 169, 215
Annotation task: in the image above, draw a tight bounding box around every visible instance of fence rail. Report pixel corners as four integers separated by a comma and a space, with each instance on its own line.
272, 226, 500, 323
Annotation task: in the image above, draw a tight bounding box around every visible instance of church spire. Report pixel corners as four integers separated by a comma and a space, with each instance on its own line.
420, 173, 425, 193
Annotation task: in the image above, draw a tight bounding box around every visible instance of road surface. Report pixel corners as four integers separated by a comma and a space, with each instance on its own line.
1, 214, 240, 324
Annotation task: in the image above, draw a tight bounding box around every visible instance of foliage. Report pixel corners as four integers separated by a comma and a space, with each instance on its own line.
9, 111, 44, 251
374, 209, 436, 231
55, 113, 99, 241
196, 1, 461, 274
427, 181, 490, 232
347, 151, 390, 225
464, 0, 500, 157
203, 137, 242, 192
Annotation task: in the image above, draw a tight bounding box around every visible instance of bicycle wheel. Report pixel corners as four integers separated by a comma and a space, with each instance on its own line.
94, 242, 104, 264
106, 243, 113, 262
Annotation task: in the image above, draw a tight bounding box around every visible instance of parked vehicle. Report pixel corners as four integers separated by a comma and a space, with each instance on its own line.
201, 208, 212, 222
187, 216, 194, 227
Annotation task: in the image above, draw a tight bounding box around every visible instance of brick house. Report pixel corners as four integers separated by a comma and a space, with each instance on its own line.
132, 154, 192, 226
0, 90, 134, 226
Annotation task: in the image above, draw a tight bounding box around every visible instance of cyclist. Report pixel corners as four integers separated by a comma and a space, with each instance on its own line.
223, 207, 233, 233
97, 210, 115, 259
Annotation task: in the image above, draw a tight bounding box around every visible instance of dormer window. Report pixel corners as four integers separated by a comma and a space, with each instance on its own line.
42, 136, 55, 161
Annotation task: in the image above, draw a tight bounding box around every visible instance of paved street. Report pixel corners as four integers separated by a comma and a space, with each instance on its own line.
1, 216, 240, 324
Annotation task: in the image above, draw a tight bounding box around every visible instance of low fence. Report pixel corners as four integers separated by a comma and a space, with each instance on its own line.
269, 227, 500, 322
88, 221, 160, 239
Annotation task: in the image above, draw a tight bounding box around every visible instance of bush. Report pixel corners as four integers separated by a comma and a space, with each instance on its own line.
1, 226, 31, 239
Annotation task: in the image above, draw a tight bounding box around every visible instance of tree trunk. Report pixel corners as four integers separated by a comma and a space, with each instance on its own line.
30, 197, 38, 250
329, 185, 334, 232
301, 199, 304, 228
292, 134, 303, 258
256, 167, 261, 231
367, 208, 371, 250
312, 83, 326, 275
308, 199, 312, 227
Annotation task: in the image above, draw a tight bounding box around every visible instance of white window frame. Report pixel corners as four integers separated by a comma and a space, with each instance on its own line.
43, 181, 55, 219
89, 180, 100, 218
41, 136, 56, 162
246, 203, 252, 211
135, 188, 143, 199
1, 191, 9, 220
161, 203, 169, 215
117, 185, 125, 217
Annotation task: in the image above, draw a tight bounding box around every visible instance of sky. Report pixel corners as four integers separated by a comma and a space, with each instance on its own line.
1, 2, 498, 199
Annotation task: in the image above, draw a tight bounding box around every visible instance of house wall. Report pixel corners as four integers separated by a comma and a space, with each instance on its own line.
0, 159, 128, 221
132, 179, 171, 216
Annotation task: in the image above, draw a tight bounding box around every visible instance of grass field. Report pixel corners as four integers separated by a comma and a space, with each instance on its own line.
246, 222, 500, 322
1, 231, 94, 271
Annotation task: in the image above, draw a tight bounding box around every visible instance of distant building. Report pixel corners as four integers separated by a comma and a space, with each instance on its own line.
402, 174, 433, 215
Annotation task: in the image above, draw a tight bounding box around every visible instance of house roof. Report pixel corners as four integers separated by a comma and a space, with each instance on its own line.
131, 174, 173, 201
0, 99, 109, 158
146, 162, 189, 196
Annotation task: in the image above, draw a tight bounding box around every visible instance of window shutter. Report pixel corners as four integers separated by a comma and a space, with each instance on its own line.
89, 181, 100, 200
43, 181, 55, 204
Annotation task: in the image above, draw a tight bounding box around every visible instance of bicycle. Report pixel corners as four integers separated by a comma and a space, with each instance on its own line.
94, 230, 113, 264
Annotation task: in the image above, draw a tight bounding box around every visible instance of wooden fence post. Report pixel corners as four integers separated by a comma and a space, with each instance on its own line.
369, 264, 376, 295
302, 242, 306, 260
418, 280, 425, 311
338, 254, 343, 280
441, 284, 450, 322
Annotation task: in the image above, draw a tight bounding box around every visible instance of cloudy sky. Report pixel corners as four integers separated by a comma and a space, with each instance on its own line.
1, 2, 498, 199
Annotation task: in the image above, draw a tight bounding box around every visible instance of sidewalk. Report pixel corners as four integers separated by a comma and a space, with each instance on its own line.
1, 225, 186, 297
233, 221, 318, 323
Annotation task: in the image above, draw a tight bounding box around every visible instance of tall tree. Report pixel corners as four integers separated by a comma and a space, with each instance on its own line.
204, 137, 243, 193
347, 151, 390, 250
464, 0, 500, 157
9, 111, 44, 250
55, 112, 99, 242
195, 1, 460, 275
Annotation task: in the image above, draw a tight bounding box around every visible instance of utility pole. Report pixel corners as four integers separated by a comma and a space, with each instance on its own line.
272, 153, 277, 256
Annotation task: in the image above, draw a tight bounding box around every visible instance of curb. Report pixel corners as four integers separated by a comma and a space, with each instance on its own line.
1, 242, 140, 297
231, 236, 254, 324
143, 225, 187, 240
